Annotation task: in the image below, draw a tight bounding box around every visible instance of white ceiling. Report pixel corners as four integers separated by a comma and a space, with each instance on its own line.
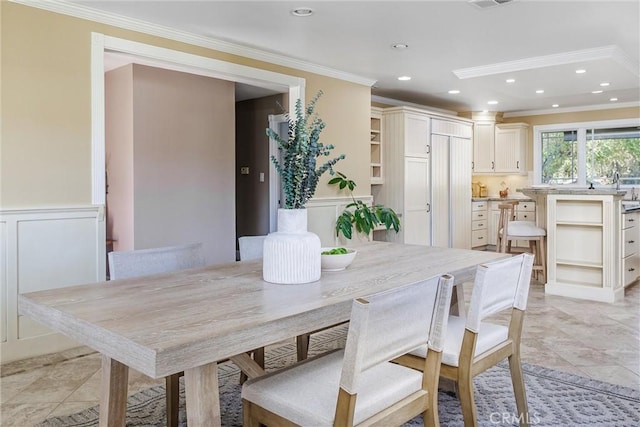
75, 0, 639, 114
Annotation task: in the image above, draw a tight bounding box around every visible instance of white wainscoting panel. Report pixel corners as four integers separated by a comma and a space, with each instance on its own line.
0, 206, 105, 362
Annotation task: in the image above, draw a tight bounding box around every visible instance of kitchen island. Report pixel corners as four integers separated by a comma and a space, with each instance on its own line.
519, 187, 627, 303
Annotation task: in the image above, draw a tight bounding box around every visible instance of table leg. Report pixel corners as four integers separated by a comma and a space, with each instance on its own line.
99, 355, 129, 427
185, 361, 221, 426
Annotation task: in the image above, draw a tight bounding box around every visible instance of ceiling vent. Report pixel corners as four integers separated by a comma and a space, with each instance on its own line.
468, 0, 514, 9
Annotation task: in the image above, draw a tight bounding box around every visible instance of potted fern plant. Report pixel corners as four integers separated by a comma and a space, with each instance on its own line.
329, 172, 400, 240
262, 91, 345, 284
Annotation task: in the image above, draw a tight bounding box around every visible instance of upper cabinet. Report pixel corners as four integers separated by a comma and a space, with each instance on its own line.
370, 107, 384, 185
494, 123, 529, 174
472, 121, 529, 175
472, 121, 495, 173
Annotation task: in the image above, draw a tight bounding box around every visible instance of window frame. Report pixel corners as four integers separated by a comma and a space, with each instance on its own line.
533, 118, 640, 188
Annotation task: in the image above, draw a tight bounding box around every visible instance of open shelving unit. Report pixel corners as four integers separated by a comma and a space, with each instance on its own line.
546, 194, 622, 302
370, 107, 383, 185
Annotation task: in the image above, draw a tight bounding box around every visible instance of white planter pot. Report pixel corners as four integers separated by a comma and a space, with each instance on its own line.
263, 209, 321, 284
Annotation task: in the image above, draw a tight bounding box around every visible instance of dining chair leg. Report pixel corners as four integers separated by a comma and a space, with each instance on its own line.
539, 237, 546, 283
296, 333, 311, 361
508, 352, 530, 427
165, 373, 180, 427
457, 367, 478, 427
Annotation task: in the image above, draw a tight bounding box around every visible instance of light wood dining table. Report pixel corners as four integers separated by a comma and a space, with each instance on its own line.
18, 241, 508, 426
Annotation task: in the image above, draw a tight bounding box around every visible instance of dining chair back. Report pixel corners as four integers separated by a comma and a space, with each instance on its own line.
107, 242, 204, 427
242, 274, 454, 427
238, 235, 266, 261
396, 253, 534, 427
108, 243, 205, 280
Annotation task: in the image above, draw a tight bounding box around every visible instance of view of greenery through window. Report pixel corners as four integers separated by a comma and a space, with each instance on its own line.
541, 126, 640, 186
541, 130, 577, 184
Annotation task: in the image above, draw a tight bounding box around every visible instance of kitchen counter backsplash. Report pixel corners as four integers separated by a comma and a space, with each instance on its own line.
472, 174, 530, 200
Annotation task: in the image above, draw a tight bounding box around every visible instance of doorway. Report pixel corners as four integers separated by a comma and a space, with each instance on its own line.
94, 34, 304, 274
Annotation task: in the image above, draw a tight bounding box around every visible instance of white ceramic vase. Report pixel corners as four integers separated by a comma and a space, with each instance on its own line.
263, 209, 321, 284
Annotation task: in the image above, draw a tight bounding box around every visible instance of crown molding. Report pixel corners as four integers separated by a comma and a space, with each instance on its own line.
503, 101, 640, 118
371, 95, 459, 116
454, 45, 639, 79
10, 0, 377, 87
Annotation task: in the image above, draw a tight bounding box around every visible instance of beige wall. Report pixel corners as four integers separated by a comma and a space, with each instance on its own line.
0, 2, 371, 209
106, 64, 236, 264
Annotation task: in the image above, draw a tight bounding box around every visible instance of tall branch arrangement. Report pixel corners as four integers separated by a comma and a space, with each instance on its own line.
266, 91, 345, 209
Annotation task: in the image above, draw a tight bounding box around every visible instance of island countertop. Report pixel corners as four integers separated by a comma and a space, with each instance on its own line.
517, 187, 626, 197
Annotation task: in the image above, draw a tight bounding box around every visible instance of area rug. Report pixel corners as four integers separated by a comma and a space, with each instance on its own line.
38, 325, 639, 427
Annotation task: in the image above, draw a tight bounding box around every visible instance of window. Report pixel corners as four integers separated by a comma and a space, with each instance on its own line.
534, 119, 640, 187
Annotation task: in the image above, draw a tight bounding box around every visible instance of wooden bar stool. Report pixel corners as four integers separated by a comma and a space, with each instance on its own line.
496, 202, 547, 281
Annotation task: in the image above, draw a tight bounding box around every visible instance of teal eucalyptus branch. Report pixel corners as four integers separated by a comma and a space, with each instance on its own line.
266, 91, 345, 209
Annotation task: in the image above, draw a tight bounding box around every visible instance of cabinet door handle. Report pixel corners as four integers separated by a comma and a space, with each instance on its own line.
630, 268, 636, 272
629, 240, 635, 244
472, 161, 475, 170
517, 161, 520, 169
491, 161, 495, 170
478, 236, 484, 240
478, 214, 484, 217
629, 219, 635, 222
426, 203, 431, 213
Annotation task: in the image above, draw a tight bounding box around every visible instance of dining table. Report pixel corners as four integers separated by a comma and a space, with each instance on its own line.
18, 241, 508, 426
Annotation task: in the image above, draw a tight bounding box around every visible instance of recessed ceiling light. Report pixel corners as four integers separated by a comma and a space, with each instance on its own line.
506, 78, 516, 83
536, 89, 544, 94
552, 104, 559, 108
291, 7, 314, 17
600, 82, 610, 87
448, 90, 460, 94
487, 100, 499, 105
610, 97, 618, 102
592, 90, 603, 94
391, 43, 409, 50
575, 69, 586, 74
398, 76, 411, 81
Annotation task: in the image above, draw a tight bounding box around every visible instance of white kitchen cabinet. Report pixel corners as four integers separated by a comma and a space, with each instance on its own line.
377, 107, 472, 248
622, 211, 640, 287
378, 107, 431, 245
494, 123, 528, 174
473, 122, 528, 175
471, 201, 489, 248
472, 121, 495, 173
431, 119, 473, 249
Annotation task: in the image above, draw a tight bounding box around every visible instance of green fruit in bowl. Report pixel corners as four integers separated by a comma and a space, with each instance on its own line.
322, 247, 348, 255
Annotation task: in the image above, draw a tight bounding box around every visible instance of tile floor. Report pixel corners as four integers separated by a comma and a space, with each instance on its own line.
1, 281, 639, 426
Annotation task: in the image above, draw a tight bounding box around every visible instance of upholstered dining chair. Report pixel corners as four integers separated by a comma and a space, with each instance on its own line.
108, 243, 205, 427
238, 235, 267, 261
242, 273, 454, 427
395, 253, 534, 427
496, 202, 546, 281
